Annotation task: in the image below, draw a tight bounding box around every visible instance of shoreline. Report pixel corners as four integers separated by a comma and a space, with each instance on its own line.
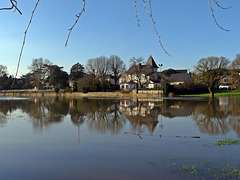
0, 89, 163, 100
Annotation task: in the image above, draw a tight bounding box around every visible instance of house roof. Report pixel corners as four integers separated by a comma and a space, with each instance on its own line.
146, 56, 159, 68
119, 81, 136, 85
156, 72, 166, 79
168, 73, 191, 83
126, 64, 154, 76
149, 79, 161, 83
175, 69, 188, 74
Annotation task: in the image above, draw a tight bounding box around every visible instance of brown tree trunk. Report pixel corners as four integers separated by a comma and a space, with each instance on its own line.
208, 87, 214, 98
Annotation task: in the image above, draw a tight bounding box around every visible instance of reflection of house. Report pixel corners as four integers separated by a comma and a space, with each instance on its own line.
119, 100, 160, 133
168, 104, 193, 117
119, 56, 165, 91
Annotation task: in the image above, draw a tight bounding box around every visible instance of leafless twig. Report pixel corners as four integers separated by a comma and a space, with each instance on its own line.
208, 0, 230, 31
133, 0, 140, 27
65, 0, 86, 47
137, 130, 143, 139
137, 130, 143, 135
0, 0, 22, 15
11, 0, 40, 90
142, 0, 171, 56
212, 0, 232, 10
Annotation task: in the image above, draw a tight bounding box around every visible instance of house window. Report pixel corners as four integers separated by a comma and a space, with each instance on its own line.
223, 79, 228, 83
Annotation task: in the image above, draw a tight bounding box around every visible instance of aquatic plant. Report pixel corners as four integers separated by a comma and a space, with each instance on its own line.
181, 164, 198, 175
173, 160, 240, 179
216, 138, 240, 146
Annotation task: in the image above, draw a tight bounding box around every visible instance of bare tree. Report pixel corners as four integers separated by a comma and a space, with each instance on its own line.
95, 56, 110, 81
108, 55, 126, 88
0, 65, 7, 77
86, 56, 109, 81
230, 54, 240, 87
0, 0, 233, 90
28, 58, 52, 89
129, 57, 145, 68
231, 54, 240, 69
85, 58, 97, 77
129, 57, 146, 92
194, 56, 230, 97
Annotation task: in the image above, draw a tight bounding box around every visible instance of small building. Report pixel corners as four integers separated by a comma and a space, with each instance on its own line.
120, 81, 137, 91
119, 55, 164, 91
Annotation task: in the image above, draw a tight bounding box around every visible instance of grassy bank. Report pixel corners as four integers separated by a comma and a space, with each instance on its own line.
182, 89, 240, 97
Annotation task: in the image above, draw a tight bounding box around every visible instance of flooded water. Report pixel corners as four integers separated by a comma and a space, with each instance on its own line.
0, 97, 240, 179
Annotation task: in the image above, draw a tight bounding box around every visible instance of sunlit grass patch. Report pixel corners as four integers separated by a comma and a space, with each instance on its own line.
181, 89, 240, 97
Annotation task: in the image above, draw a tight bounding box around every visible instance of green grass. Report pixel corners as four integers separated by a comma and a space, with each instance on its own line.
181, 164, 198, 175
216, 138, 240, 146
174, 161, 240, 179
181, 89, 240, 97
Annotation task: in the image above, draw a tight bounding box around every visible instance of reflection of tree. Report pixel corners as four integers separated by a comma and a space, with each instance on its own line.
1, 97, 240, 137
27, 97, 69, 130
0, 98, 69, 130
229, 117, 240, 137
0, 112, 7, 125
160, 100, 194, 118
0, 100, 20, 125
227, 98, 240, 137
192, 99, 230, 135
0, 100, 18, 115
69, 98, 126, 134
69, 98, 85, 126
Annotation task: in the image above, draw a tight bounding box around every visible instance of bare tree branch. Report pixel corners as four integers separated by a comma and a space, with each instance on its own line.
208, 0, 230, 32
1, 0, 232, 59
0, 0, 22, 15
212, 0, 232, 10
11, 0, 40, 89
65, 0, 86, 47
133, 0, 140, 27
142, 0, 171, 56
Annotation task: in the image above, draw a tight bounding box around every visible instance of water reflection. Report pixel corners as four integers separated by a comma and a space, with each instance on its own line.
192, 99, 230, 135
119, 100, 160, 133
69, 98, 126, 134
0, 97, 240, 136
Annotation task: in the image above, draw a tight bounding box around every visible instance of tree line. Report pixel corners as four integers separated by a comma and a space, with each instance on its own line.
0, 55, 126, 92
1, 54, 240, 96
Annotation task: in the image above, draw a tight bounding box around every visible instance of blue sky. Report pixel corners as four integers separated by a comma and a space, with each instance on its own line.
0, 0, 240, 76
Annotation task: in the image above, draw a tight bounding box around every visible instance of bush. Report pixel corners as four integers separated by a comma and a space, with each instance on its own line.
54, 87, 60, 93
169, 83, 208, 95
64, 87, 72, 92
77, 76, 101, 93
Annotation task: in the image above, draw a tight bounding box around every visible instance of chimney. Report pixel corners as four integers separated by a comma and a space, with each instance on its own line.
138, 63, 142, 70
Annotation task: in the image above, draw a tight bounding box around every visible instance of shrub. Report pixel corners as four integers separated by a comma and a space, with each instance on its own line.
169, 83, 208, 95
54, 87, 60, 93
